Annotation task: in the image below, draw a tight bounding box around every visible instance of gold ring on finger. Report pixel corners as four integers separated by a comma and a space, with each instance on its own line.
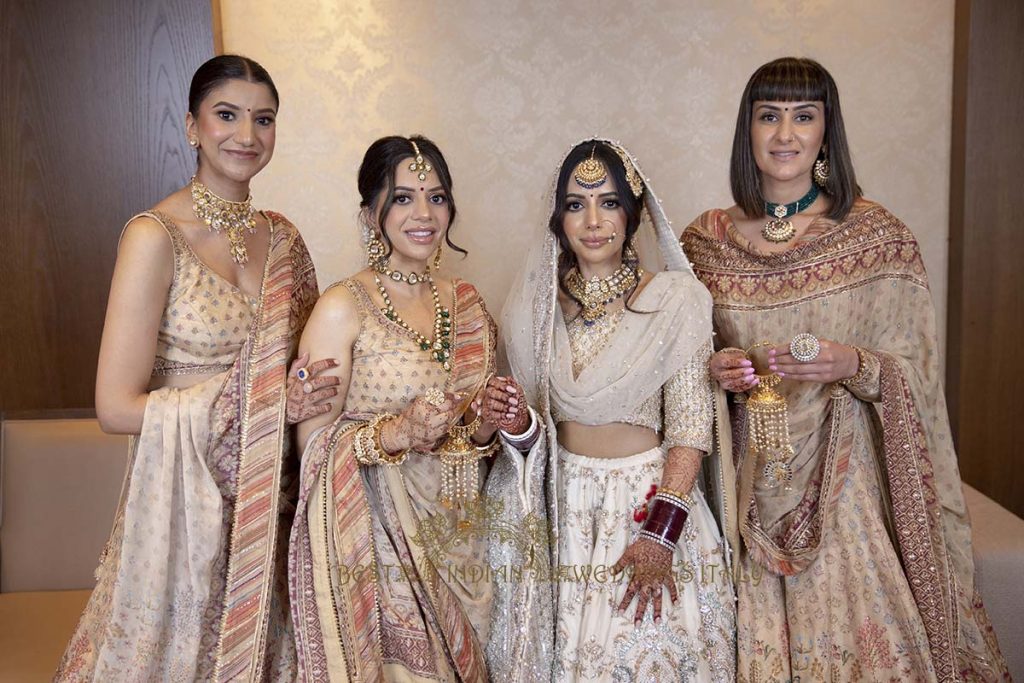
789, 332, 821, 363
424, 387, 445, 407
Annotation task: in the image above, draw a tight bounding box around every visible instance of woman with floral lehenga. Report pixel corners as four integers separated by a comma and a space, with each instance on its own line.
56, 55, 334, 681
682, 57, 1009, 681
288, 135, 499, 681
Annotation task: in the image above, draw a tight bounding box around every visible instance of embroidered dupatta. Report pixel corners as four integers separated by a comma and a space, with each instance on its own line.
289, 281, 492, 683
56, 213, 318, 682
682, 200, 1009, 681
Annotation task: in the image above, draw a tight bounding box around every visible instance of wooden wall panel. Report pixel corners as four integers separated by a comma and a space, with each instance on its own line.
948, 0, 1024, 516
0, 0, 214, 412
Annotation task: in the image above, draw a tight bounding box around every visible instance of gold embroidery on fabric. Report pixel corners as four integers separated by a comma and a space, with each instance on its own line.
566, 309, 624, 378
685, 207, 928, 311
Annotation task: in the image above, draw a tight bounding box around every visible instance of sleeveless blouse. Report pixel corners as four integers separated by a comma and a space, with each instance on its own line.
134, 211, 259, 376
338, 278, 456, 414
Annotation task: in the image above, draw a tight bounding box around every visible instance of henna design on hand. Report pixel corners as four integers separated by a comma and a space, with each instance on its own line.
286, 354, 340, 424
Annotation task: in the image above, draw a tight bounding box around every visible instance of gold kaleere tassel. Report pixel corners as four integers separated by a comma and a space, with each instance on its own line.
436, 413, 495, 509
438, 416, 483, 509
747, 373, 795, 490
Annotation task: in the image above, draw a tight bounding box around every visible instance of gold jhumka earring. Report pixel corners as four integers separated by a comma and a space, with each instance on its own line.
745, 341, 795, 490
813, 144, 830, 187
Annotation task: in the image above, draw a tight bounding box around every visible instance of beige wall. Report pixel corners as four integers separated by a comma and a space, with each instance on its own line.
222, 0, 953, 349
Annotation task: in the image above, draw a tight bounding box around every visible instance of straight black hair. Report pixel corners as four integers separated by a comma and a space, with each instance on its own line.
730, 57, 861, 221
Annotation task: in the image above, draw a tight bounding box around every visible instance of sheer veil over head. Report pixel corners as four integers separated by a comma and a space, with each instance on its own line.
501, 137, 703, 413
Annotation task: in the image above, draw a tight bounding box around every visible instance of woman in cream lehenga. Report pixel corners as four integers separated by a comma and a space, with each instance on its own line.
56, 55, 335, 681
484, 139, 736, 682
683, 57, 1009, 681
288, 135, 499, 682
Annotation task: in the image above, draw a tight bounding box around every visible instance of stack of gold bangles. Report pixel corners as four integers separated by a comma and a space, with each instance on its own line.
638, 486, 693, 550
353, 413, 408, 466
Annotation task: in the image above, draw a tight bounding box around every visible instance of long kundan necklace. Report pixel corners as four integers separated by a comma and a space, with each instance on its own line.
374, 273, 453, 371
189, 176, 257, 265
761, 184, 819, 243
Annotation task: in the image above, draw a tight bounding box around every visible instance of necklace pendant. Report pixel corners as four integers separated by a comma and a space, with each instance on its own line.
581, 304, 604, 325
189, 177, 256, 266
762, 218, 796, 243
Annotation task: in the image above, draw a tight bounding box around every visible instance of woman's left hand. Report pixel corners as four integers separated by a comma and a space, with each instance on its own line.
286, 352, 340, 424
768, 338, 858, 384
468, 391, 499, 445
478, 375, 530, 435
611, 537, 677, 626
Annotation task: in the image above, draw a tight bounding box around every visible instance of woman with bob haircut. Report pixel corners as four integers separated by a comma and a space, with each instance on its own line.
683, 57, 1009, 681
56, 55, 333, 681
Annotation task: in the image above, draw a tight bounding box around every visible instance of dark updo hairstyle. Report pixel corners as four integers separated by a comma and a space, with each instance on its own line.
357, 135, 465, 259
188, 54, 279, 116
549, 140, 645, 315
730, 57, 861, 221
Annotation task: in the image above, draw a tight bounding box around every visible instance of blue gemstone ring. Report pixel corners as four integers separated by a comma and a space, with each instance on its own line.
296, 367, 310, 381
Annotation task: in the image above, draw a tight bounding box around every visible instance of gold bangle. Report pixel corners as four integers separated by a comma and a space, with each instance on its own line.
353, 422, 380, 465
655, 487, 695, 510
840, 346, 871, 387
473, 431, 500, 458
354, 413, 408, 466
374, 414, 408, 465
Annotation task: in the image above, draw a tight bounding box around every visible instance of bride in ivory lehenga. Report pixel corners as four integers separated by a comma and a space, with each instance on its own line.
483, 139, 736, 682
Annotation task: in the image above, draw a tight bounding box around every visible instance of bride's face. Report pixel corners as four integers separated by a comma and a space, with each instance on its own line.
560, 168, 627, 270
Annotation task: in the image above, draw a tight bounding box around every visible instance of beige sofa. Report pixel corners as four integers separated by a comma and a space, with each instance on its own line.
0, 418, 128, 681
1, 417, 1022, 680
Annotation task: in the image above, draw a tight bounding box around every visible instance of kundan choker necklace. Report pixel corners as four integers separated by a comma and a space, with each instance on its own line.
190, 176, 257, 265
374, 263, 430, 285
565, 263, 641, 326
374, 273, 453, 371
761, 184, 819, 243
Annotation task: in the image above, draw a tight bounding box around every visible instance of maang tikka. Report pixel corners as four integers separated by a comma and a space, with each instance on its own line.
573, 146, 607, 189
409, 140, 432, 181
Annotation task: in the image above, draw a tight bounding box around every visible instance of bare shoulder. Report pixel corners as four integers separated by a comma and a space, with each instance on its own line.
309, 281, 361, 329
117, 215, 174, 279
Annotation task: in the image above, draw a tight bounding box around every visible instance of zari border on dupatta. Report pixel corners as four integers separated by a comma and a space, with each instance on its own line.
214, 214, 300, 681
877, 353, 958, 682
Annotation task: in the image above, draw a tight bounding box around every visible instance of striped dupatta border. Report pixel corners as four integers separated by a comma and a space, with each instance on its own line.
289, 279, 493, 682
214, 215, 308, 681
